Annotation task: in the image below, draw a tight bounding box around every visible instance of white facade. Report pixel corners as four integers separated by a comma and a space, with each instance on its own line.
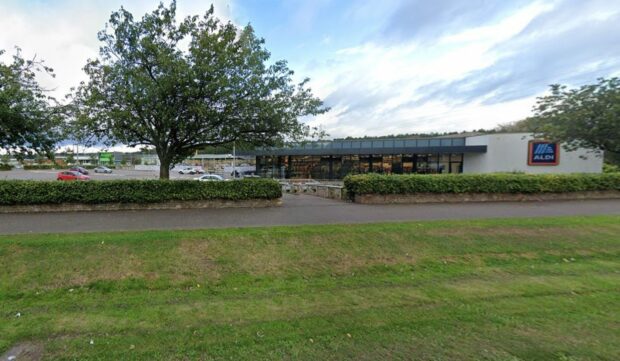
463, 133, 602, 174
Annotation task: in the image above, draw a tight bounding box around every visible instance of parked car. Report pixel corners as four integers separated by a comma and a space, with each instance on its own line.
57, 171, 90, 181
94, 166, 113, 174
241, 171, 260, 178
69, 166, 89, 175
195, 174, 225, 182
178, 166, 204, 175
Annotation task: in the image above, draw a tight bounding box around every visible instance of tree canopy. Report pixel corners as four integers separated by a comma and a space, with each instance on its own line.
73, 1, 327, 178
528, 78, 620, 155
0, 48, 63, 157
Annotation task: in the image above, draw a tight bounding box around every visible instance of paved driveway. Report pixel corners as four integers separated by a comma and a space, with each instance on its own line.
1, 194, 619, 234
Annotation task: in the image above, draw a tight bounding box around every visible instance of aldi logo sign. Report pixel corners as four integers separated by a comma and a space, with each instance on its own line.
528, 141, 559, 166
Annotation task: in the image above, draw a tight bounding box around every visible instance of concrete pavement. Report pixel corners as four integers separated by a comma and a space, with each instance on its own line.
1, 194, 619, 234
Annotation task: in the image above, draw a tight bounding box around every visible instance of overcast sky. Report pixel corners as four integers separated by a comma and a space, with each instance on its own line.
2, 0, 620, 143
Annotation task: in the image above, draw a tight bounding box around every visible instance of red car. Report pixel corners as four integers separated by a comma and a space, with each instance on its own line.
57, 170, 90, 181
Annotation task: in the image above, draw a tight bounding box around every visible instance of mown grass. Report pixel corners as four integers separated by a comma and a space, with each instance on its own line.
1, 216, 619, 360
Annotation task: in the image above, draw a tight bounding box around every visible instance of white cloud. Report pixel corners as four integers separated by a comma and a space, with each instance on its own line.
58, 144, 147, 154
3, 0, 618, 142
0, 0, 234, 100
301, 2, 550, 137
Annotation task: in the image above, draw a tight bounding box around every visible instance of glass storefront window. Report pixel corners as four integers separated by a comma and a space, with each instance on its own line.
382, 155, 393, 174
359, 155, 371, 173
258, 152, 464, 179
371, 155, 383, 173
340, 155, 359, 177
402, 155, 414, 173
392, 155, 403, 174
449, 153, 463, 174
428, 154, 440, 174
439, 154, 450, 174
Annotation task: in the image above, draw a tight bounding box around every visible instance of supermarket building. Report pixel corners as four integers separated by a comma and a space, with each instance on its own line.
242, 133, 602, 179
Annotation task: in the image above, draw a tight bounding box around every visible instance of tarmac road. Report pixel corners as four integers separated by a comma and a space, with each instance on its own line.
1, 194, 619, 234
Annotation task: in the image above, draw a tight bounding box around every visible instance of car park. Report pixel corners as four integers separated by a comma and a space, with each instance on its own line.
57, 171, 90, 181
69, 166, 89, 175
195, 174, 225, 182
94, 166, 113, 173
178, 166, 204, 175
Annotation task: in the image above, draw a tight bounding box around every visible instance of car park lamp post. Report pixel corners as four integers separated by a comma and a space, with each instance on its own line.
232, 142, 236, 179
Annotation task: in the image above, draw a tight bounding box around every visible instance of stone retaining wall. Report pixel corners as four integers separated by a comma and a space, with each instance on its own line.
284, 183, 345, 200
0, 198, 281, 214
354, 190, 620, 204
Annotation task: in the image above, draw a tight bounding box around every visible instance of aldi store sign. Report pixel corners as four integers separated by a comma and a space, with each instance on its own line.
528, 141, 559, 166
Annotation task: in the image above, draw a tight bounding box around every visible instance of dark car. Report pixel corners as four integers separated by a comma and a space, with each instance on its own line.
69, 166, 89, 175
94, 166, 113, 174
57, 171, 90, 181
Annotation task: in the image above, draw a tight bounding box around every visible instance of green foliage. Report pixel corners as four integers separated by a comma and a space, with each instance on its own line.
603, 163, 620, 173
0, 179, 281, 205
0, 48, 63, 156
22, 164, 57, 170
344, 173, 620, 197
0, 163, 12, 171
530, 77, 620, 155
65, 152, 75, 165
72, 1, 327, 178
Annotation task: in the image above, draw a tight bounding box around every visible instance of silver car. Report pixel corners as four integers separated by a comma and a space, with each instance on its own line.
94, 166, 113, 174
195, 174, 225, 182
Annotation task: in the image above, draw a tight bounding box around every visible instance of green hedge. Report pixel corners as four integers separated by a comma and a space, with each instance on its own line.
603, 163, 620, 173
0, 179, 282, 205
344, 173, 620, 198
23, 164, 57, 170
0, 163, 12, 171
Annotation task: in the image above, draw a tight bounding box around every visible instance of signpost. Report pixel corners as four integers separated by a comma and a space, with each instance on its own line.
99, 152, 113, 165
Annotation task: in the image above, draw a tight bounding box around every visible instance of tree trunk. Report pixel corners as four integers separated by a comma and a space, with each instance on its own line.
159, 161, 170, 179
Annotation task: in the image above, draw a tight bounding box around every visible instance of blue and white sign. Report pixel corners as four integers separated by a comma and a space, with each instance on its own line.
528, 141, 559, 165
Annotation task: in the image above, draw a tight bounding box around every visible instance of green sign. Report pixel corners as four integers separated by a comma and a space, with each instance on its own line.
99, 152, 113, 164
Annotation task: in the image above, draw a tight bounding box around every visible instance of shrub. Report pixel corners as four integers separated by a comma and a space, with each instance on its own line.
0, 163, 13, 171
344, 173, 620, 198
603, 163, 619, 173
23, 164, 57, 170
0, 179, 281, 205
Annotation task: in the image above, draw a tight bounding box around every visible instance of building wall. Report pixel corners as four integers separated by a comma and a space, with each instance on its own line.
463, 133, 602, 174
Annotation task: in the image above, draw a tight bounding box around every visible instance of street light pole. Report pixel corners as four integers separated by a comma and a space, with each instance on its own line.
232, 142, 236, 178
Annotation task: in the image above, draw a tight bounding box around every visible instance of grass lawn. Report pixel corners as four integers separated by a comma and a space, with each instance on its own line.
1, 216, 619, 360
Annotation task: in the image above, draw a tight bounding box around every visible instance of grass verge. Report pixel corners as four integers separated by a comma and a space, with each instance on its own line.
1, 216, 619, 360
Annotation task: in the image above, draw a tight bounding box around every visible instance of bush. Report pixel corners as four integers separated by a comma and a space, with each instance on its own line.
603, 163, 619, 173
0, 179, 282, 205
0, 163, 13, 171
344, 173, 620, 198
23, 164, 57, 170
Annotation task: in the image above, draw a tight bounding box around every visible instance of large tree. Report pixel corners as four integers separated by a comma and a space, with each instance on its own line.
73, 1, 327, 178
0, 48, 62, 157
528, 77, 620, 156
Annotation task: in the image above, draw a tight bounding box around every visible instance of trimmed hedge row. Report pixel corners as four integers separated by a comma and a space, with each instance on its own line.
0, 163, 12, 171
344, 173, 620, 197
0, 179, 282, 205
23, 164, 57, 170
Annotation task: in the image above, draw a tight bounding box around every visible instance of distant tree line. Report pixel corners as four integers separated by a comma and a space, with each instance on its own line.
337, 129, 495, 141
